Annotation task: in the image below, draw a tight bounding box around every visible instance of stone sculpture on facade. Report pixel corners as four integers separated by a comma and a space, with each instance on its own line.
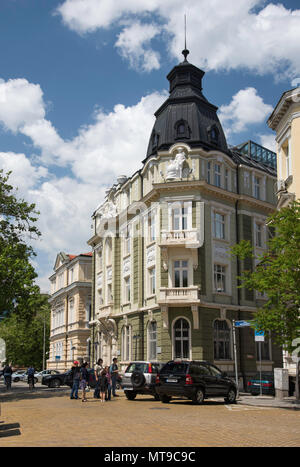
166, 147, 187, 180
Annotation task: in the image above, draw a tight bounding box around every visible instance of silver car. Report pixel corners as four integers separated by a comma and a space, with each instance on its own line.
121, 361, 165, 401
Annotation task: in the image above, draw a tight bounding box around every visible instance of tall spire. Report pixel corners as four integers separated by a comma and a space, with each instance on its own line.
182, 14, 190, 62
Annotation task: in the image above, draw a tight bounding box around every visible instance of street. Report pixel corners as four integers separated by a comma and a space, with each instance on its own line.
0, 382, 299, 447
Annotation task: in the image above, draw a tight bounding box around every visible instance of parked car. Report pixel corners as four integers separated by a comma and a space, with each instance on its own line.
155, 360, 237, 405
35, 370, 61, 383
247, 372, 275, 396
121, 361, 166, 400
42, 368, 96, 388
12, 370, 27, 382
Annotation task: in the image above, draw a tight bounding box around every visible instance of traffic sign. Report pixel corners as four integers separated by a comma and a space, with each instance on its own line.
234, 320, 251, 328
255, 330, 265, 342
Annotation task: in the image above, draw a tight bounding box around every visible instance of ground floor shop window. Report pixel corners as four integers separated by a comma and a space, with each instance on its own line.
213, 319, 231, 360
173, 318, 190, 359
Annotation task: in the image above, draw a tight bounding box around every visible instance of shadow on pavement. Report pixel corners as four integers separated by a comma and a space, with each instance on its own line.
0, 423, 21, 438
0, 387, 70, 403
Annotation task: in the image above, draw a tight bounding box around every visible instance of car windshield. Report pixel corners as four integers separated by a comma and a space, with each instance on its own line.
160, 362, 189, 374
126, 363, 149, 373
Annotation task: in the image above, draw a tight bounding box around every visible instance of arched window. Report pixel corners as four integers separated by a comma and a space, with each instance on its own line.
148, 321, 157, 360
122, 325, 131, 361
213, 320, 231, 360
152, 131, 159, 150
173, 318, 190, 359
208, 125, 219, 145
174, 120, 191, 140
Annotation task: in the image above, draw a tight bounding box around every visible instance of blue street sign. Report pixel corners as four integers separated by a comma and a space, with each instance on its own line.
255, 330, 265, 342
234, 320, 251, 328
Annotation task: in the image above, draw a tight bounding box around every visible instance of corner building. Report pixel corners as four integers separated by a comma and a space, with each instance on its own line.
88, 54, 282, 387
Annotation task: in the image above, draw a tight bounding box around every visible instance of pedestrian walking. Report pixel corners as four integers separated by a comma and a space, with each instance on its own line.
99, 368, 108, 403
94, 358, 103, 399
27, 366, 35, 390
109, 357, 119, 397
80, 362, 89, 402
70, 361, 81, 400
3, 363, 12, 391
104, 366, 112, 401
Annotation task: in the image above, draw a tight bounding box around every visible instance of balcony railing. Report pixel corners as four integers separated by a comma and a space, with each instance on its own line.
158, 287, 201, 305
159, 230, 200, 248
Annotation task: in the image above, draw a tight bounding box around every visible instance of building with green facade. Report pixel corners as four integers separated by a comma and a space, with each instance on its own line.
87, 51, 282, 388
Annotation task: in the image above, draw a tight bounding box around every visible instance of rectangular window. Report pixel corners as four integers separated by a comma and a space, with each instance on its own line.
207, 162, 211, 184
148, 267, 156, 296
254, 176, 261, 199
214, 212, 225, 240
174, 260, 189, 288
172, 205, 188, 231
225, 168, 229, 190
148, 212, 156, 242
256, 340, 270, 361
214, 264, 226, 293
107, 284, 112, 303
255, 222, 263, 248
124, 227, 131, 256
124, 277, 131, 303
69, 299, 75, 324
69, 268, 74, 284
214, 164, 221, 188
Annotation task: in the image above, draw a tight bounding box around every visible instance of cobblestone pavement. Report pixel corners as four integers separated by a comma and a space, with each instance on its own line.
0, 389, 299, 447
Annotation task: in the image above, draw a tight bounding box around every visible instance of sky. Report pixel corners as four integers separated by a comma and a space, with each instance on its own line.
0, 0, 300, 292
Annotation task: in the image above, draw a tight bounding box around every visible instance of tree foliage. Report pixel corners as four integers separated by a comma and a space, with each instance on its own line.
0, 294, 50, 369
232, 201, 300, 353
0, 169, 41, 315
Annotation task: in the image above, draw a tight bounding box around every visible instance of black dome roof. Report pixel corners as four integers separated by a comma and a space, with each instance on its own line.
145, 58, 228, 160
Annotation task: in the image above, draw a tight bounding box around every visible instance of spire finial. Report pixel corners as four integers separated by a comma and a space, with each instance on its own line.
182, 14, 189, 62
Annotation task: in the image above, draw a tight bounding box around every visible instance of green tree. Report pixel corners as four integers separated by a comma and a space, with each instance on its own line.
0, 294, 50, 369
0, 169, 41, 316
232, 201, 300, 398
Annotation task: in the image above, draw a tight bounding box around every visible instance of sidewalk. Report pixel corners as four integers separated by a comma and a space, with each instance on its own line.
237, 393, 300, 410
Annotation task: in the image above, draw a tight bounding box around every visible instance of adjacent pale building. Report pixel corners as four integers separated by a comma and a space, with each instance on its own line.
48, 252, 92, 371
88, 52, 283, 388
268, 86, 300, 208
268, 85, 300, 375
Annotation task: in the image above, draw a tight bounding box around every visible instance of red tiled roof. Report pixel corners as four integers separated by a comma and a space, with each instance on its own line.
67, 252, 92, 261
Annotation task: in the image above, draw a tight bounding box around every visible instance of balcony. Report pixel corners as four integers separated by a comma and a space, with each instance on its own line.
96, 302, 114, 319
158, 286, 201, 306
159, 230, 200, 249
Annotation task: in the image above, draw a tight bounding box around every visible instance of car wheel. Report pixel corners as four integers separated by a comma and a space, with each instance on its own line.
14, 377, 20, 383
225, 388, 237, 404
160, 395, 172, 404
125, 391, 137, 401
50, 379, 61, 388
192, 388, 205, 405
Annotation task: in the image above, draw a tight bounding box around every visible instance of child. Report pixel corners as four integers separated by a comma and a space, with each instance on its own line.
99, 368, 108, 403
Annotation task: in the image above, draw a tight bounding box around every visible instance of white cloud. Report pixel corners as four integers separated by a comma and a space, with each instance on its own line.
219, 87, 273, 136
259, 133, 277, 152
115, 21, 161, 72
56, 0, 300, 79
0, 79, 45, 132
0, 152, 48, 192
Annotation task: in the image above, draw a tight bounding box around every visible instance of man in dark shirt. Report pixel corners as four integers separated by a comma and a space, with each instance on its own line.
109, 358, 119, 397
3, 363, 12, 390
70, 361, 81, 400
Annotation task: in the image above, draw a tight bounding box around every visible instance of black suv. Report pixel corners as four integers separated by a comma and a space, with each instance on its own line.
156, 360, 237, 405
